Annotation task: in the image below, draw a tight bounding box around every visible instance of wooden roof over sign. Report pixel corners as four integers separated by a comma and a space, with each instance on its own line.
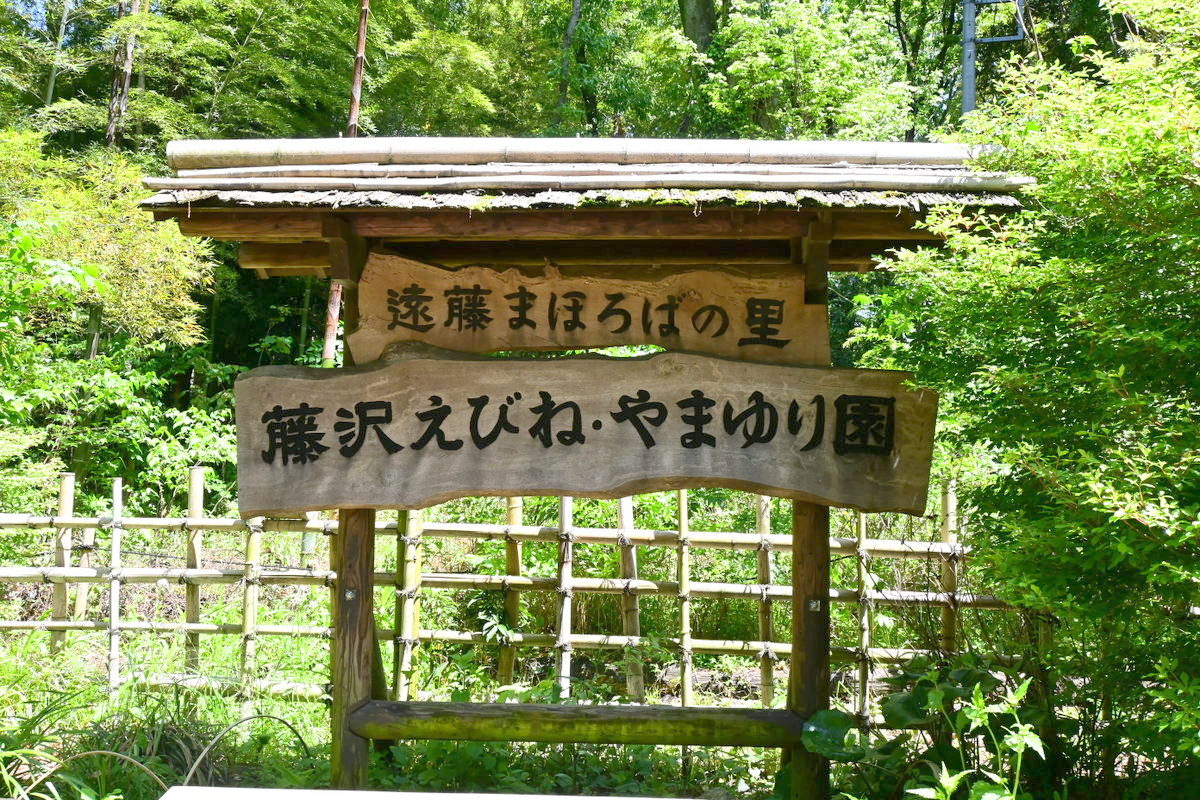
142, 137, 1031, 278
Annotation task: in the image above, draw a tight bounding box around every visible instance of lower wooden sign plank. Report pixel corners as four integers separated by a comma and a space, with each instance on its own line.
235, 349, 936, 516
346, 253, 830, 366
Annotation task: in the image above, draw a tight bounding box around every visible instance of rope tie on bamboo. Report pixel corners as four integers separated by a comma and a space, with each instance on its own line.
756, 534, 773, 552
757, 583, 772, 603
621, 579, 637, 597
37, 567, 53, 584
557, 587, 574, 599
247, 518, 265, 536
554, 639, 573, 653
99, 514, 124, 531
757, 645, 781, 662
502, 527, 519, 545
678, 646, 693, 666
616, 531, 633, 548
678, 535, 691, 549
400, 535, 422, 547
394, 636, 419, 647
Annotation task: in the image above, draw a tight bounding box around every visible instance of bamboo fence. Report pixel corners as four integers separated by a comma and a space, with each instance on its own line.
0, 471, 1009, 725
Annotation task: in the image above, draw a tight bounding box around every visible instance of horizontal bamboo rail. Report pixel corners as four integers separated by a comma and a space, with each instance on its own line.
348, 700, 806, 747
0, 565, 1005, 609
0, 514, 964, 558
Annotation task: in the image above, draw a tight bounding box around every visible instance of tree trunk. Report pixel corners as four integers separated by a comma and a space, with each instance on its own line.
105, 0, 143, 146
556, 0, 585, 115
45, 0, 73, 105
679, 0, 717, 50
574, 40, 600, 135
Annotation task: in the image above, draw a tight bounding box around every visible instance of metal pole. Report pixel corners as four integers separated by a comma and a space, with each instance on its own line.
962, 0, 977, 113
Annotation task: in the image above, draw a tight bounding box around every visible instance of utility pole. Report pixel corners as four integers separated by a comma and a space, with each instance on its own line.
961, 0, 1026, 114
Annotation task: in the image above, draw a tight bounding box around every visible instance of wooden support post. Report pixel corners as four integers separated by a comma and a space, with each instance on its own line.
854, 511, 874, 724
789, 501, 831, 800
240, 516, 263, 717
331, 508, 376, 789
617, 496, 645, 702
393, 509, 422, 701
790, 221, 831, 800
107, 478, 124, 696
185, 466, 204, 673
50, 472, 74, 654
756, 495, 776, 707
939, 481, 958, 655
497, 497, 523, 686
554, 496, 574, 699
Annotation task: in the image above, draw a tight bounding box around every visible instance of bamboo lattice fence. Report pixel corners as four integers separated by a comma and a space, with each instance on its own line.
0, 469, 1009, 726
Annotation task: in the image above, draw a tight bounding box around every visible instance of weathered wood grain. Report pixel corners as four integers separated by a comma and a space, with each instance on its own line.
234, 348, 936, 516
346, 253, 829, 365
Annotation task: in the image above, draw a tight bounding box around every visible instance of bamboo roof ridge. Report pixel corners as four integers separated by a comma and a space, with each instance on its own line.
144, 137, 1032, 206
166, 137, 996, 170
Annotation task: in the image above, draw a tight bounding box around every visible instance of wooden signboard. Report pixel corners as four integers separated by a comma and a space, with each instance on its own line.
346, 253, 831, 365
235, 349, 936, 517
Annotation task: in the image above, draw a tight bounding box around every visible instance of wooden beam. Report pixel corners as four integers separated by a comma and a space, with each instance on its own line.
348, 700, 805, 748
239, 243, 330, 275
154, 207, 932, 244
384, 239, 793, 266
166, 211, 326, 241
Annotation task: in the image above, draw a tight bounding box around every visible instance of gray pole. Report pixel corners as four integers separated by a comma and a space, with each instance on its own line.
962, 0, 977, 113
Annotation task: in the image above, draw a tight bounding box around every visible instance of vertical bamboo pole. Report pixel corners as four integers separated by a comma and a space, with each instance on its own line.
497, 497, 523, 685
677, 490, 694, 706
756, 494, 775, 707
939, 481, 958, 655
554, 496, 574, 699
677, 489, 694, 782
345, 0, 370, 137
617, 496, 645, 702
301, 511, 319, 569
185, 466, 204, 673
855, 511, 874, 724
72, 482, 97, 621
50, 472, 74, 653
240, 516, 263, 717
106, 478, 123, 696
394, 509, 422, 701
331, 508, 376, 789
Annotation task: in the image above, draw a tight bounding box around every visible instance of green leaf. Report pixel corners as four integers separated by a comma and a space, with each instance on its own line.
801, 710, 867, 761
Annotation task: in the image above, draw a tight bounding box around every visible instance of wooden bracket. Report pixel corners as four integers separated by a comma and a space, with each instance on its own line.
322, 217, 368, 284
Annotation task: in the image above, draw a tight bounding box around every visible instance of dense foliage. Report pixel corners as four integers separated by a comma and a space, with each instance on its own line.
0, 0, 1195, 798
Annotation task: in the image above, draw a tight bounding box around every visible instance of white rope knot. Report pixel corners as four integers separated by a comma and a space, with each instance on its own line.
246, 518, 265, 535
758, 646, 781, 662
757, 535, 773, 552
616, 532, 633, 548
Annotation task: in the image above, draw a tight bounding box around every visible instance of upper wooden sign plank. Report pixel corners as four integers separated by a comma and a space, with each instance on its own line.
235, 349, 937, 516
347, 254, 830, 366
